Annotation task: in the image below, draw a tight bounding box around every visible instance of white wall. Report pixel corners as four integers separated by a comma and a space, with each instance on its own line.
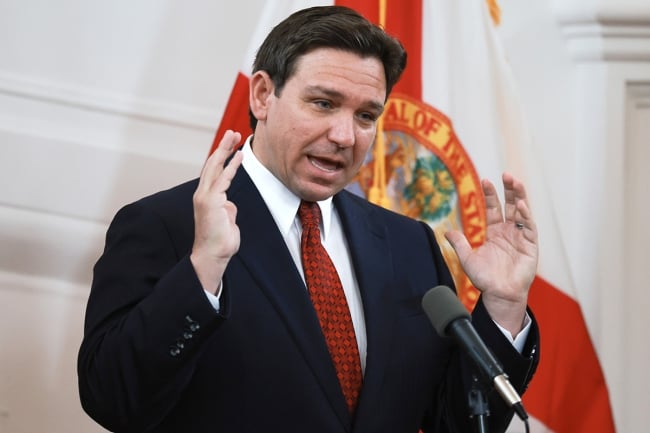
0, 0, 648, 432
0, 1, 265, 432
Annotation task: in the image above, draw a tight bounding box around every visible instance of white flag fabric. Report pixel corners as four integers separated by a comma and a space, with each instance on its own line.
212, 1, 616, 432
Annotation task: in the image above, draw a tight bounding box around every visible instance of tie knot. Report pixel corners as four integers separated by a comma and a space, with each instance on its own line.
298, 200, 321, 229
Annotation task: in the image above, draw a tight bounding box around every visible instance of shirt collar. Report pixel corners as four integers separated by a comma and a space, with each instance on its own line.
241, 136, 334, 239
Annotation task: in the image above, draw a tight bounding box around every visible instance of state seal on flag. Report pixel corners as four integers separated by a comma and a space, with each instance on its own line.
349, 93, 486, 308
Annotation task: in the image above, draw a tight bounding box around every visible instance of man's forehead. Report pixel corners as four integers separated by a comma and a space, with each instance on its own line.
291, 49, 386, 97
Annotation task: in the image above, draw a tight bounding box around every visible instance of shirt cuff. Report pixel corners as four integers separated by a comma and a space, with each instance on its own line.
493, 312, 531, 353
203, 280, 223, 312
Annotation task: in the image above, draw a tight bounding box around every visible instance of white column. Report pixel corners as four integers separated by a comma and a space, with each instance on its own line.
551, 1, 650, 431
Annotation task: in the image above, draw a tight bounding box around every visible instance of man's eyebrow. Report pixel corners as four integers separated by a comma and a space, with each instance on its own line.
304, 85, 343, 99
369, 101, 386, 114
305, 85, 385, 113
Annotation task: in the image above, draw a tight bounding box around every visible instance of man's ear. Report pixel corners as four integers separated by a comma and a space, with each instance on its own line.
249, 71, 275, 122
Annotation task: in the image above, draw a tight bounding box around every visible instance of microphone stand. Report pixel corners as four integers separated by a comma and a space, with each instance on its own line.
468, 375, 489, 433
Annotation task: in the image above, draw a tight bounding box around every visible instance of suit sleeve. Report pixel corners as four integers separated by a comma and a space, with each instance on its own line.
449, 298, 539, 433
77, 200, 229, 432
418, 222, 540, 433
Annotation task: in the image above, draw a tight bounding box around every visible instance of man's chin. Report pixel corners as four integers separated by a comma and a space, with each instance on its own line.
293, 181, 344, 202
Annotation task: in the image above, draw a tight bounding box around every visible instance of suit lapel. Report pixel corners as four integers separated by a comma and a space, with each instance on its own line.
228, 168, 352, 428
333, 193, 397, 426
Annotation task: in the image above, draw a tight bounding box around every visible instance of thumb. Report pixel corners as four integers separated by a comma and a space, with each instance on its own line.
444, 230, 472, 262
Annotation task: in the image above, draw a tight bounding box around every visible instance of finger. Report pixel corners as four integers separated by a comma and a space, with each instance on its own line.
506, 174, 533, 227
444, 230, 472, 262
504, 173, 533, 219
502, 172, 520, 223
514, 197, 538, 240
198, 130, 242, 191
224, 200, 239, 225
214, 150, 244, 194
482, 178, 503, 225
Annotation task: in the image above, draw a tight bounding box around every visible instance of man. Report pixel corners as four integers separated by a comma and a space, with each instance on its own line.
78, 6, 539, 433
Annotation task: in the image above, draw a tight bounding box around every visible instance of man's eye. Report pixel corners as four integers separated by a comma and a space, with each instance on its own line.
359, 112, 377, 123
314, 100, 332, 109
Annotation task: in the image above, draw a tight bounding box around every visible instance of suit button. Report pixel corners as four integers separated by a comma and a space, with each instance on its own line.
169, 346, 181, 357
183, 332, 193, 340
185, 315, 200, 331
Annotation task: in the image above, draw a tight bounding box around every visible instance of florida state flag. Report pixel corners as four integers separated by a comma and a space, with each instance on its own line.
212, 1, 616, 432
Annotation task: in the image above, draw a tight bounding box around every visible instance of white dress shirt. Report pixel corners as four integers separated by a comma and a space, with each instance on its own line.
240, 138, 368, 372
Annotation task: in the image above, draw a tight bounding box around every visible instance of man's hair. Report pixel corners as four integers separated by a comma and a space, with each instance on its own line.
249, 5, 407, 131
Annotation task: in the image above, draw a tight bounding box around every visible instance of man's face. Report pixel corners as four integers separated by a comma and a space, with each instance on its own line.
250, 48, 387, 202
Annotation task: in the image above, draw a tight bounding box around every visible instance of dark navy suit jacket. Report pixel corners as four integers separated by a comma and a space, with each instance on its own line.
78, 167, 539, 433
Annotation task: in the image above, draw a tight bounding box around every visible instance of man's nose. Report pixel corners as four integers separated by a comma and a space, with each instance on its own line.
328, 113, 356, 148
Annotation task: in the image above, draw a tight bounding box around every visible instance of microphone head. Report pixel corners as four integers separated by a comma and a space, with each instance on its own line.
421, 285, 470, 337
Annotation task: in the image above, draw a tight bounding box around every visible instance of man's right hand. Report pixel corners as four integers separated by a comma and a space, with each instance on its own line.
190, 130, 244, 294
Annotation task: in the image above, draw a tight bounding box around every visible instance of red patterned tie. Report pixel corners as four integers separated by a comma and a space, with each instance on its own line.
298, 200, 363, 414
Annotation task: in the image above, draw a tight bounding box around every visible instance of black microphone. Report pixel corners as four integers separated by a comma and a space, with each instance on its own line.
421, 285, 528, 421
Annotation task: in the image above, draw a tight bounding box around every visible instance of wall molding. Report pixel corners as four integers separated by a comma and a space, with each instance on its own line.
619, 80, 650, 430
0, 204, 106, 289
0, 69, 220, 131
627, 81, 650, 107
0, 269, 89, 301
553, 5, 650, 61
0, 130, 203, 224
